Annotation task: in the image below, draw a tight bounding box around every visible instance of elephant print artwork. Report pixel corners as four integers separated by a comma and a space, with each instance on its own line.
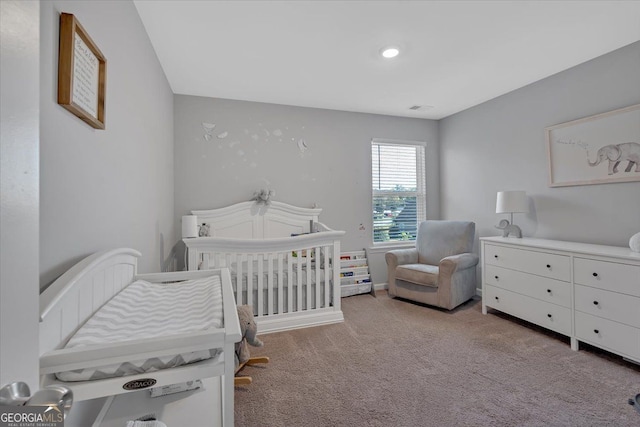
546, 104, 640, 187
587, 142, 640, 175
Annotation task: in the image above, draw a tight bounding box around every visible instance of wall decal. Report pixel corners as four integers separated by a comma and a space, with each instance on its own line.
202, 122, 215, 141
195, 118, 316, 179
298, 138, 308, 155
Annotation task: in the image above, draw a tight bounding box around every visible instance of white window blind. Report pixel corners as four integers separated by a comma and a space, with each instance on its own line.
371, 140, 426, 243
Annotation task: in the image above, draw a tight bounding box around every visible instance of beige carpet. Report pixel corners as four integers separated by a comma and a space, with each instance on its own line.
235, 291, 640, 426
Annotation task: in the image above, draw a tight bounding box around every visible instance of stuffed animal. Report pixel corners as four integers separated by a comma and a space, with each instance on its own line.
251, 188, 274, 206
235, 305, 263, 367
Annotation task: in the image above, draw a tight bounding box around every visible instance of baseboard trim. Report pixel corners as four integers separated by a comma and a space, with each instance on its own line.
256, 310, 344, 334
374, 283, 388, 291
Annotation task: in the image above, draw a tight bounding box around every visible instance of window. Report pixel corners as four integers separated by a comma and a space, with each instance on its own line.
371, 140, 426, 243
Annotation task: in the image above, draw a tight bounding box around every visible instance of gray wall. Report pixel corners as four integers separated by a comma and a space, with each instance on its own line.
1, 0, 41, 392
40, 0, 174, 288
440, 42, 640, 250
174, 96, 440, 282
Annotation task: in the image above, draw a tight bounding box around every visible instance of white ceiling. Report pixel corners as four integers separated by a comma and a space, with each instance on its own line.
134, 1, 640, 120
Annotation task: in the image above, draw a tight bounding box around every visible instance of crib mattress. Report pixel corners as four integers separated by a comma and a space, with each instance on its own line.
55, 275, 224, 382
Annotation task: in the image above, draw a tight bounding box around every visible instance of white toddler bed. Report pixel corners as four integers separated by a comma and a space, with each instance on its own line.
183, 200, 346, 333
39, 248, 241, 426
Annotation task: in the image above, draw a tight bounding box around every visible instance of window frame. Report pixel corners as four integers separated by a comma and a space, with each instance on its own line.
371, 138, 427, 247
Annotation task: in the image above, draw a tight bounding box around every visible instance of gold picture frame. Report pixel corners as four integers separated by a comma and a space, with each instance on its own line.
57, 13, 106, 129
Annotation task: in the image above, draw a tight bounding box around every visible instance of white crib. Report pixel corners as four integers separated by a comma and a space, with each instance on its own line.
184, 201, 346, 333
39, 248, 241, 426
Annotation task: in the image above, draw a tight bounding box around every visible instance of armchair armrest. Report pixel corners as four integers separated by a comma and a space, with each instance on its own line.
385, 248, 418, 269
439, 253, 479, 276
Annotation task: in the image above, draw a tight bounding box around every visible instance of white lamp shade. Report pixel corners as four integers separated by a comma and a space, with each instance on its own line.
182, 215, 198, 238
496, 191, 529, 214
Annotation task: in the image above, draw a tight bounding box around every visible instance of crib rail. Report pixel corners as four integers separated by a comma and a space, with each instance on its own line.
184, 231, 345, 333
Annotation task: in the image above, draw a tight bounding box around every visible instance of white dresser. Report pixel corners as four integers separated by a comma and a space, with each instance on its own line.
481, 236, 640, 363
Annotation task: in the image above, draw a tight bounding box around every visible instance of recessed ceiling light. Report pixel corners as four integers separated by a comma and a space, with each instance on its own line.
381, 47, 400, 59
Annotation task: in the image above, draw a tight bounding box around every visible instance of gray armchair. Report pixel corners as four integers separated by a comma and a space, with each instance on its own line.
385, 220, 478, 310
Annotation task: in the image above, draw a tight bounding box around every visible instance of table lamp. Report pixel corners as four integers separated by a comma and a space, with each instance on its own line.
496, 191, 529, 238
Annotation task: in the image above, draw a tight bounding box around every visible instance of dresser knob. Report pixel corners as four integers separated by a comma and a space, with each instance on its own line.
494, 296, 499, 301
547, 314, 552, 318
494, 255, 498, 259
546, 289, 552, 293
546, 264, 551, 269
592, 272, 598, 277
593, 301, 599, 306
594, 329, 599, 334
494, 275, 499, 280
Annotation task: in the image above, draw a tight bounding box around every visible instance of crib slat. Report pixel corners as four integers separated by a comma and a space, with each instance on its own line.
287, 252, 293, 314
257, 254, 264, 317
202, 253, 210, 270
267, 253, 274, 316
315, 247, 321, 310
213, 252, 220, 269
92, 270, 105, 312
113, 265, 122, 293
78, 279, 93, 323
104, 266, 115, 300
277, 253, 284, 315
122, 264, 132, 290
247, 253, 254, 309
60, 292, 79, 340
324, 245, 330, 308
235, 253, 243, 304
296, 253, 302, 311
306, 253, 311, 311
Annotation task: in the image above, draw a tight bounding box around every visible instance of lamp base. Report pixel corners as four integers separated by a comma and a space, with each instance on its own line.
495, 219, 523, 238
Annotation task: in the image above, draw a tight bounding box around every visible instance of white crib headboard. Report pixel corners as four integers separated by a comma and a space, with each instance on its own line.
192, 201, 322, 239
39, 248, 141, 356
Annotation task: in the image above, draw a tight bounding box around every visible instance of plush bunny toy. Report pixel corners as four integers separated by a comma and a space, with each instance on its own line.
235, 305, 263, 367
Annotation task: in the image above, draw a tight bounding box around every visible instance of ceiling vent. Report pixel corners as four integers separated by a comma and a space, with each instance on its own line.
409, 105, 434, 111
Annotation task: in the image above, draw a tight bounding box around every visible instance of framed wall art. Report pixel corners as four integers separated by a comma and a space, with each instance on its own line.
57, 12, 106, 129
546, 104, 640, 187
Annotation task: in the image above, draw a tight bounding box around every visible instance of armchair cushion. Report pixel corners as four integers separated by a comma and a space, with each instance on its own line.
396, 264, 439, 288
417, 221, 475, 266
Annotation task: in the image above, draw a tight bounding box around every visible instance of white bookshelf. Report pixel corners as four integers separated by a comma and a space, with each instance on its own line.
340, 250, 372, 297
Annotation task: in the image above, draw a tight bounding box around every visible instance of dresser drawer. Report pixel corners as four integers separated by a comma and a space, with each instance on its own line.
485, 285, 572, 336
484, 244, 570, 282
485, 265, 571, 308
575, 311, 640, 359
575, 285, 640, 328
574, 258, 640, 297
